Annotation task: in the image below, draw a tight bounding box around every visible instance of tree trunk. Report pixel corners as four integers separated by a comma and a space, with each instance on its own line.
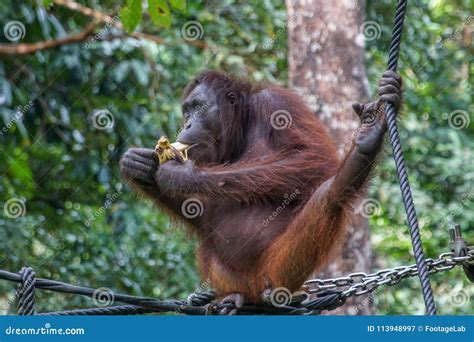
286, 0, 374, 315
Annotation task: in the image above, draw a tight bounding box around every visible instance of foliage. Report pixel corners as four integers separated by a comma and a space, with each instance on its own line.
0, 0, 472, 315
366, 0, 473, 314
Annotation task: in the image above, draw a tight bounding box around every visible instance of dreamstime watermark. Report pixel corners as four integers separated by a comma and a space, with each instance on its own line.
269, 287, 292, 307
0, 101, 33, 136
174, 279, 212, 313
439, 192, 473, 228
359, 20, 382, 42
437, 15, 474, 50
174, 98, 213, 140
3, 198, 26, 219
84, 15, 120, 49
186, 279, 212, 304
348, 283, 387, 315
182, 100, 212, 129
7, 278, 34, 307
354, 198, 382, 218
351, 104, 384, 140
3, 20, 26, 41
270, 109, 292, 130
181, 198, 204, 219
91, 109, 115, 130
263, 189, 300, 227
181, 21, 204, 41
195, 279, 212, 294
449, 288, 470, 307
447, 109, 470, 130
84, 190, 122, 227
262, 14, 297, 49
92, 287, 115, 307
4, 323, 85, 336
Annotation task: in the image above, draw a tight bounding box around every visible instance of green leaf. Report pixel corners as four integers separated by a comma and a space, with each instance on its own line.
148, 0, 172, 28
7, 149, 34, 194
169, 0, 186, 12
120, 0, 143, 32
42, 0, 54, 8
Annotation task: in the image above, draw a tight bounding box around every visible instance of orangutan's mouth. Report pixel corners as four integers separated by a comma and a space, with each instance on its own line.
172, 142, 197, 160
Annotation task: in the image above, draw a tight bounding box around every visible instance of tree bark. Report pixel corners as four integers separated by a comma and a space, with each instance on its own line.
286, 0, 373, 315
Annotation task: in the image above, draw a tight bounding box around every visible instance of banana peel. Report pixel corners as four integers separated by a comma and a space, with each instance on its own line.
155, 137, 189, 165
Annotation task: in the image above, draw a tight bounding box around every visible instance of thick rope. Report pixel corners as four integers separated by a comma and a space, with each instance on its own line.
384, 0, 436, 315
4, 246, 473, 316
17, 267, 36, 316
37, 305, 156, 316
1, 269, 345, 315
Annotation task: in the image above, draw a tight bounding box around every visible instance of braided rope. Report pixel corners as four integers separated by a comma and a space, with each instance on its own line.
17, 267, 36, 316
35, 292, 345, 316
384, 0, 436, 315
37, 305, 156, 316
5, 246, 472, 316
2, 269, 345, 315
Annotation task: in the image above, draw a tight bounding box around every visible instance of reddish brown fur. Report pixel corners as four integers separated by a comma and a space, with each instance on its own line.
177, 71, 351, 301
121, 69, 395, 303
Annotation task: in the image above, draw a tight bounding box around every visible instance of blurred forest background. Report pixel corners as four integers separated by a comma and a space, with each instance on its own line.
0, 0, 472, 315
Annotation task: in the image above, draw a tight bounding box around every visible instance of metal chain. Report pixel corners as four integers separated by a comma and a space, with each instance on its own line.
303, 246, 474, 299
2, 245, 471, 316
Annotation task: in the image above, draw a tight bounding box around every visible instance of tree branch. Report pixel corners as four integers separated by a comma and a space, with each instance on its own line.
53, 0, 114, 23
0, 0, 206, 56
0, 22, 98, 55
